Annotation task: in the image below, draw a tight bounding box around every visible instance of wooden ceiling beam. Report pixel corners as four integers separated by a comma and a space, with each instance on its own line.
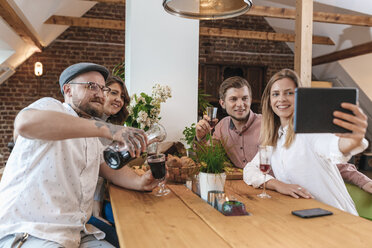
199, 27, 334, 45
312, 41, 372, 66
0, 0, 42, 51
45, 15, 125, 30
44, 16, 334, 45
247, 5, 372, 27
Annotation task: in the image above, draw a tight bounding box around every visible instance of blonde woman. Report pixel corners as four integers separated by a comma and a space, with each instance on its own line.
243, 69, 368, 215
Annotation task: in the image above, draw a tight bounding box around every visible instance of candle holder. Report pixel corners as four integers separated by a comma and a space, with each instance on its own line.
221, 200, 250, 216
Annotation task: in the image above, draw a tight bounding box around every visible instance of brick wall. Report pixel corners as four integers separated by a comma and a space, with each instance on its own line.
0, 3, 125, 168
200, 15, 295, 86
0, 6, 295, 168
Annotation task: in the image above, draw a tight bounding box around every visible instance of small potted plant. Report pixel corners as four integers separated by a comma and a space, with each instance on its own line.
195, 140, 228, 201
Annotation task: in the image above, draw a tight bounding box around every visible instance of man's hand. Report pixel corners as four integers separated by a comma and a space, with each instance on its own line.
111, 126, 147, 158
266, 179, 314, 199
139, 165, 170, 191
139, 170, 161, 191
195, 115, 218, 141
101, 161, 170, 192
95, 120, 148, 158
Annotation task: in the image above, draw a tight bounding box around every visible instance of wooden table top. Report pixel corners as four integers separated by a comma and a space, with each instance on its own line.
109, 180, 372, 248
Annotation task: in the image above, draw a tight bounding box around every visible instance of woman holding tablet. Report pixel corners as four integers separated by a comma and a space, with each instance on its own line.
243, 69, 368, 215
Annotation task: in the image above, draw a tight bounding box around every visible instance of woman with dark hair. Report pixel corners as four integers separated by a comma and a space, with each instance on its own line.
90, 75, 131, 247
243, 69, 368, 215
103, 75, 130, 125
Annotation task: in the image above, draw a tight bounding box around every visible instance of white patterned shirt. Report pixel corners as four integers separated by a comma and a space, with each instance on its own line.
0, 97, 105, 248
244, 126, 368, 215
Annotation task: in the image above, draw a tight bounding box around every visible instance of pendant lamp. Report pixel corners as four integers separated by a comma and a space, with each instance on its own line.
163, 0, 253, 20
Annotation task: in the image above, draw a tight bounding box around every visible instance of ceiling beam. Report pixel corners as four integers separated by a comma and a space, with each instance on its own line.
312, 41, 372, 66
45, 15, 125, 30
247, 5, 372, 27
199, 27, 334, 45
44, 16, 334, 45
0, 0, 42, 51
84, 0, 125, 3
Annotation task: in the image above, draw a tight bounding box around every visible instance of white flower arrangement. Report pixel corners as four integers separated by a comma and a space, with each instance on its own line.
125, 84, 172, 131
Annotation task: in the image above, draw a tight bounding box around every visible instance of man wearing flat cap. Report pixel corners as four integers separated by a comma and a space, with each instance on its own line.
0, 63, 158, 247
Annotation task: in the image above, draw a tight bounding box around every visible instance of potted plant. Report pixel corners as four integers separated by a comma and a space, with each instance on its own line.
195, 140, 228, 201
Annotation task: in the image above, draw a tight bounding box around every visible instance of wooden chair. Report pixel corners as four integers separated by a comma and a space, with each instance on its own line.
345, 183, 372, 220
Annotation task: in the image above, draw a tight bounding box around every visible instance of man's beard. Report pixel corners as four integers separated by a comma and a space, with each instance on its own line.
228, 110, 250, 123
72, 96, 104, 118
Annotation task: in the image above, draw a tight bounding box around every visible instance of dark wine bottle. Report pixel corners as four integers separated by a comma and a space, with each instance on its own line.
103, 147, 136, 170
103, 123, 166, 170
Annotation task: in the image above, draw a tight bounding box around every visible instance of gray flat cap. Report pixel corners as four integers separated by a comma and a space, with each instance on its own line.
59, 62, 110, 95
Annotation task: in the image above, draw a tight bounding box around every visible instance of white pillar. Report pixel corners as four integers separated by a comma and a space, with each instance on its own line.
125, 0, 199, 142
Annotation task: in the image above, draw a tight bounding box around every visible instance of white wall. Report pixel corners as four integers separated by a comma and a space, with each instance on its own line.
125, 0, 199, 142
339, 54, 372, 101
312, 62, 372, 143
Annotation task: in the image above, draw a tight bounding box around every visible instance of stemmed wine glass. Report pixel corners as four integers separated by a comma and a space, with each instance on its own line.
147, 153, 170, 196
206, 106, 218, 129
206, 106, 218, 146
257, 145, 273, 199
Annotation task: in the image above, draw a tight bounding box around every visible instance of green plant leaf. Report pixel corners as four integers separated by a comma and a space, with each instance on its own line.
112, 61, 125, 81
198, 89, 212, 115
182, 123, 196, 147
195, 141, 228, 174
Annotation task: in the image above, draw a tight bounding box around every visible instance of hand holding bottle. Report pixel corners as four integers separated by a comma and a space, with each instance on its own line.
111, 126, 148, 157
104, 123, 167, 170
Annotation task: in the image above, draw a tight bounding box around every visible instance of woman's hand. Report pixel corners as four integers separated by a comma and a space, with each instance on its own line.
362, 181, 372, 194
333, 103, 368, 154
266, 179, 314, 199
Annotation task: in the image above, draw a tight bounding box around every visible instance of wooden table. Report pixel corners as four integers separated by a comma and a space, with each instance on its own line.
109, 180, 372, 248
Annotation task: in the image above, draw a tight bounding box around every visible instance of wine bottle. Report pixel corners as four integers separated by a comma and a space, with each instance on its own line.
103, 123, 166, 170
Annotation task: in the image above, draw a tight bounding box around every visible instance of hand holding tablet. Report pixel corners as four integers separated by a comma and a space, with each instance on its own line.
294, 87, 358, 133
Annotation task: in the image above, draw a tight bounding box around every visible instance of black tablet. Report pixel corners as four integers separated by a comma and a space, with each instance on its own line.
292, 208, 333, 218
294, 87, 358, 133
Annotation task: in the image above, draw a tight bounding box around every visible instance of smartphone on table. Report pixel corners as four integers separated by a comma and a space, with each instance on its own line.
291, 208, 333, 218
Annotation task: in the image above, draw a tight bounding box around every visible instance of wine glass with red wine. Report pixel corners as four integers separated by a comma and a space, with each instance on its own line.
147, 153, 170, 196
206, 107, 218, 129
257, 145, 273, 199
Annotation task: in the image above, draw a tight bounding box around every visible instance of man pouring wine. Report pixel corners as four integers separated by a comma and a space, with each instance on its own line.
0, 62, 160, 248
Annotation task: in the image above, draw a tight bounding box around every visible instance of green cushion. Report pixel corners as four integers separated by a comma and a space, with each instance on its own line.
345, 183, 372, 220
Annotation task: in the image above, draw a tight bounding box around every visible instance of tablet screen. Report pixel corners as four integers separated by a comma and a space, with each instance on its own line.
294, 87, 358, 133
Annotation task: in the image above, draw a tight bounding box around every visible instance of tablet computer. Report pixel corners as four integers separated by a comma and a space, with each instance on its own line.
292, 208, 333, 218
294, 87, 358, 133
